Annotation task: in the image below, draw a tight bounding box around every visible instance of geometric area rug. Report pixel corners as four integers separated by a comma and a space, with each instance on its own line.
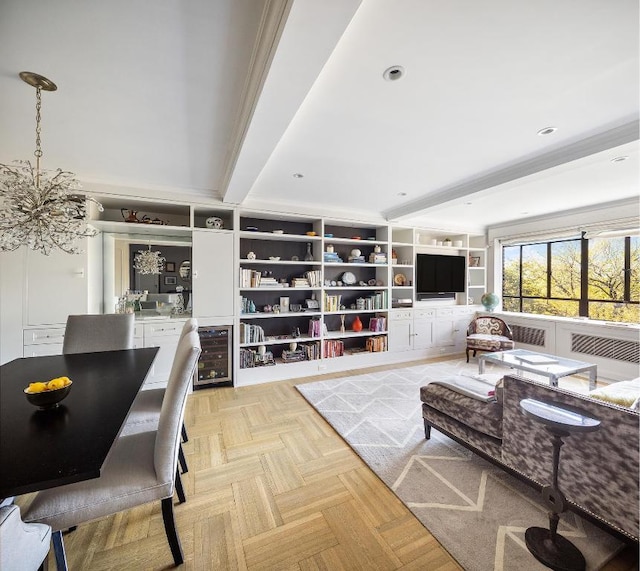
296, 359, 624, 571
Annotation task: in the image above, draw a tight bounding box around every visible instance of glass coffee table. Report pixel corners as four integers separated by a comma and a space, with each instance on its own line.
478, 349, 597, 390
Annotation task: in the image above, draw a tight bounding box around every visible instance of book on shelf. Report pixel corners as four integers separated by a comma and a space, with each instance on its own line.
366, 336, 387, 352
324, 293, 342, 312
308, 317, 322, 338
368, 316, 386, 332
239, 323, 265, 343
323, 339, 344, 358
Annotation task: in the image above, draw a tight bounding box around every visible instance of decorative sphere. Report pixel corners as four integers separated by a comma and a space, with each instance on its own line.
481, 292, 500, 312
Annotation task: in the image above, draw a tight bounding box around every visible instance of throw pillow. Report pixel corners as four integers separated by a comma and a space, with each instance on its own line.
589, 378, 640, 408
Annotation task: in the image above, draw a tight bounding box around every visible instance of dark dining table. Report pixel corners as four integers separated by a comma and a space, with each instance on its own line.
0, 347, 158, 499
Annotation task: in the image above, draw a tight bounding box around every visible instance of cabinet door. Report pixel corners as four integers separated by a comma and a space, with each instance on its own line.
192, 230, 234, 318
413, 319, 433, 350
434, 318, 456, 347
25, 241, 89, 326
143, 322, 184, 387
388, 319, 412, 351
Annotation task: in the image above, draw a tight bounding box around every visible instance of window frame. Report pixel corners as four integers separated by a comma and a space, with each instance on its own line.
502, 235, 638, 321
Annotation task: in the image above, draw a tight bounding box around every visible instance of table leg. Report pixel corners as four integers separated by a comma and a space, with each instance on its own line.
588, 368, 597, 391
478, 358, 485, 374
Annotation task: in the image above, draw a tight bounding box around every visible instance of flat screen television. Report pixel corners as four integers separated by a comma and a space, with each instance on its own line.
415, 253, 466, 295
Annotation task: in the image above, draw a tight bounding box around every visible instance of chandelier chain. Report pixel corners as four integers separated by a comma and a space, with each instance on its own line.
34, 86, 43, 188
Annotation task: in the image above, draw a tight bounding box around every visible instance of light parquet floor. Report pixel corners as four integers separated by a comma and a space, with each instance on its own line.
21, 357, 639, 570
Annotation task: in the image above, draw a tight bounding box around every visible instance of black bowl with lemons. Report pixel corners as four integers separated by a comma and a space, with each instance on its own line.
24, 377, 73, 410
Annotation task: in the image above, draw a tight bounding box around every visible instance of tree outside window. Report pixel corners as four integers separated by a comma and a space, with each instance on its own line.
502, 235, 638, 324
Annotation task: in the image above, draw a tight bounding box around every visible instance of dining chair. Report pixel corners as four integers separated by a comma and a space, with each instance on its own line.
62, 313, 135, 354
23, 330, 201, 571
0, 504, 51, 571
122, 319, 198, 461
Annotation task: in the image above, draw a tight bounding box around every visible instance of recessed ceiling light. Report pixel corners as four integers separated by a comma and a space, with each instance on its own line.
292, 173, 304, 178
383, 66, 405, 81
397, 192, 407, 196
537, 126, 557, 136
464, 202, 473, 205
610, 156, 629, 163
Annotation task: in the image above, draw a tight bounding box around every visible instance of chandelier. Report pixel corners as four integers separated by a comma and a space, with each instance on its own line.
0, 71, 103, 255
134, 245, 165, 275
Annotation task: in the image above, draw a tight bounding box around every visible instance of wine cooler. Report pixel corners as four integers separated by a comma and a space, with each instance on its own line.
194, 325, 232, 388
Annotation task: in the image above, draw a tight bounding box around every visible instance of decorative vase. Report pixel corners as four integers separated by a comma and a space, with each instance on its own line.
304, 243, 314, 261
481, 292, 500, 312
352, 315, 363, 332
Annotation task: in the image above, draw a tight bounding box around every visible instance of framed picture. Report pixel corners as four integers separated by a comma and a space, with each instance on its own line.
164, 276, 177, 285
469, 256, 481, 267
165, 262, 175, 272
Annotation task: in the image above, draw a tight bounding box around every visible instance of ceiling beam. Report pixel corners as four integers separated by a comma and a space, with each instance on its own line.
384, 120, 639, 221
221, 0, 362, 205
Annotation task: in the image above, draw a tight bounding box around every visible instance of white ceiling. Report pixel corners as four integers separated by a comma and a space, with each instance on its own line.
1, 0, 638, 234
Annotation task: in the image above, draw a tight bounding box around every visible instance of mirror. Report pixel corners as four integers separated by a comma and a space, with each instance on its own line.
178, 260, 191, 280
102, 233, 192, 314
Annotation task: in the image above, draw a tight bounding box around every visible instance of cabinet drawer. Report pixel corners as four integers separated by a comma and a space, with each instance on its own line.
143, 321, 184, 337
390, 310, 412, 321
414, 309, 435, 319
436, 308, 455, 317
23, 328, 65, 345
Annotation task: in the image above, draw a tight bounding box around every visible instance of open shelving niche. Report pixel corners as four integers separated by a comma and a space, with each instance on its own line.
237, 214, 393, 383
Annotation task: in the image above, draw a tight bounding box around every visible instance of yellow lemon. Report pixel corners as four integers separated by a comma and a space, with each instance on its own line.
27, 382, 48, 394
47, 377, 68, 390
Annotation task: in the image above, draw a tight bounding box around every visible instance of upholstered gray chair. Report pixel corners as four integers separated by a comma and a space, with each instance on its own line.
62, 314, 135, 354
24, 330, 201, 571
0, 504, 51, 571
465, 316, 514, 362
122, 319, 199, 473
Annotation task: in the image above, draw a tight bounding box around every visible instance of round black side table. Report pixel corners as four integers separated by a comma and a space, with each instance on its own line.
519, 398, 600, 571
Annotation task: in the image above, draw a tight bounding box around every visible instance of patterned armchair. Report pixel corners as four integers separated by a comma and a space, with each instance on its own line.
466, 316, 514, 362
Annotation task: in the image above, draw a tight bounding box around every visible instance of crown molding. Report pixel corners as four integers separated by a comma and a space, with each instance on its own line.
384, 120, 640, 221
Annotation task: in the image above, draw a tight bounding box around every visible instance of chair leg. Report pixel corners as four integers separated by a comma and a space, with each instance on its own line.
424, 419, 432, 440
181, 423, 188, 443
175, 467, 186, 504
161, 497, 184, 566
52, 530, 68, 571
178, 443, 188, 474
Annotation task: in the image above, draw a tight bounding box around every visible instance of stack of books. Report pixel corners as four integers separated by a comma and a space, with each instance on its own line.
368, 252, 387, 264
281, 349, 306, 363
291, 277, 310, 287
258, 277, 279, 287
324, 252, 343, 263
348, 255, 365, 263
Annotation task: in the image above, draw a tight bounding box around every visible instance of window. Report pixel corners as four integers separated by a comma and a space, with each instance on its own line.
502, 235, 638, 324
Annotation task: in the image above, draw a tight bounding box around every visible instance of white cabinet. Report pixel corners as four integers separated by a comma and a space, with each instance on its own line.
388, 308, 434, 352
413, 308, 435, 350
25, 245, 89, 326
22, 327, 66, 357
435, 307, 474, 350
388, 310, 413, 352
142, 321, 184, 387
192, 230, 235, 318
